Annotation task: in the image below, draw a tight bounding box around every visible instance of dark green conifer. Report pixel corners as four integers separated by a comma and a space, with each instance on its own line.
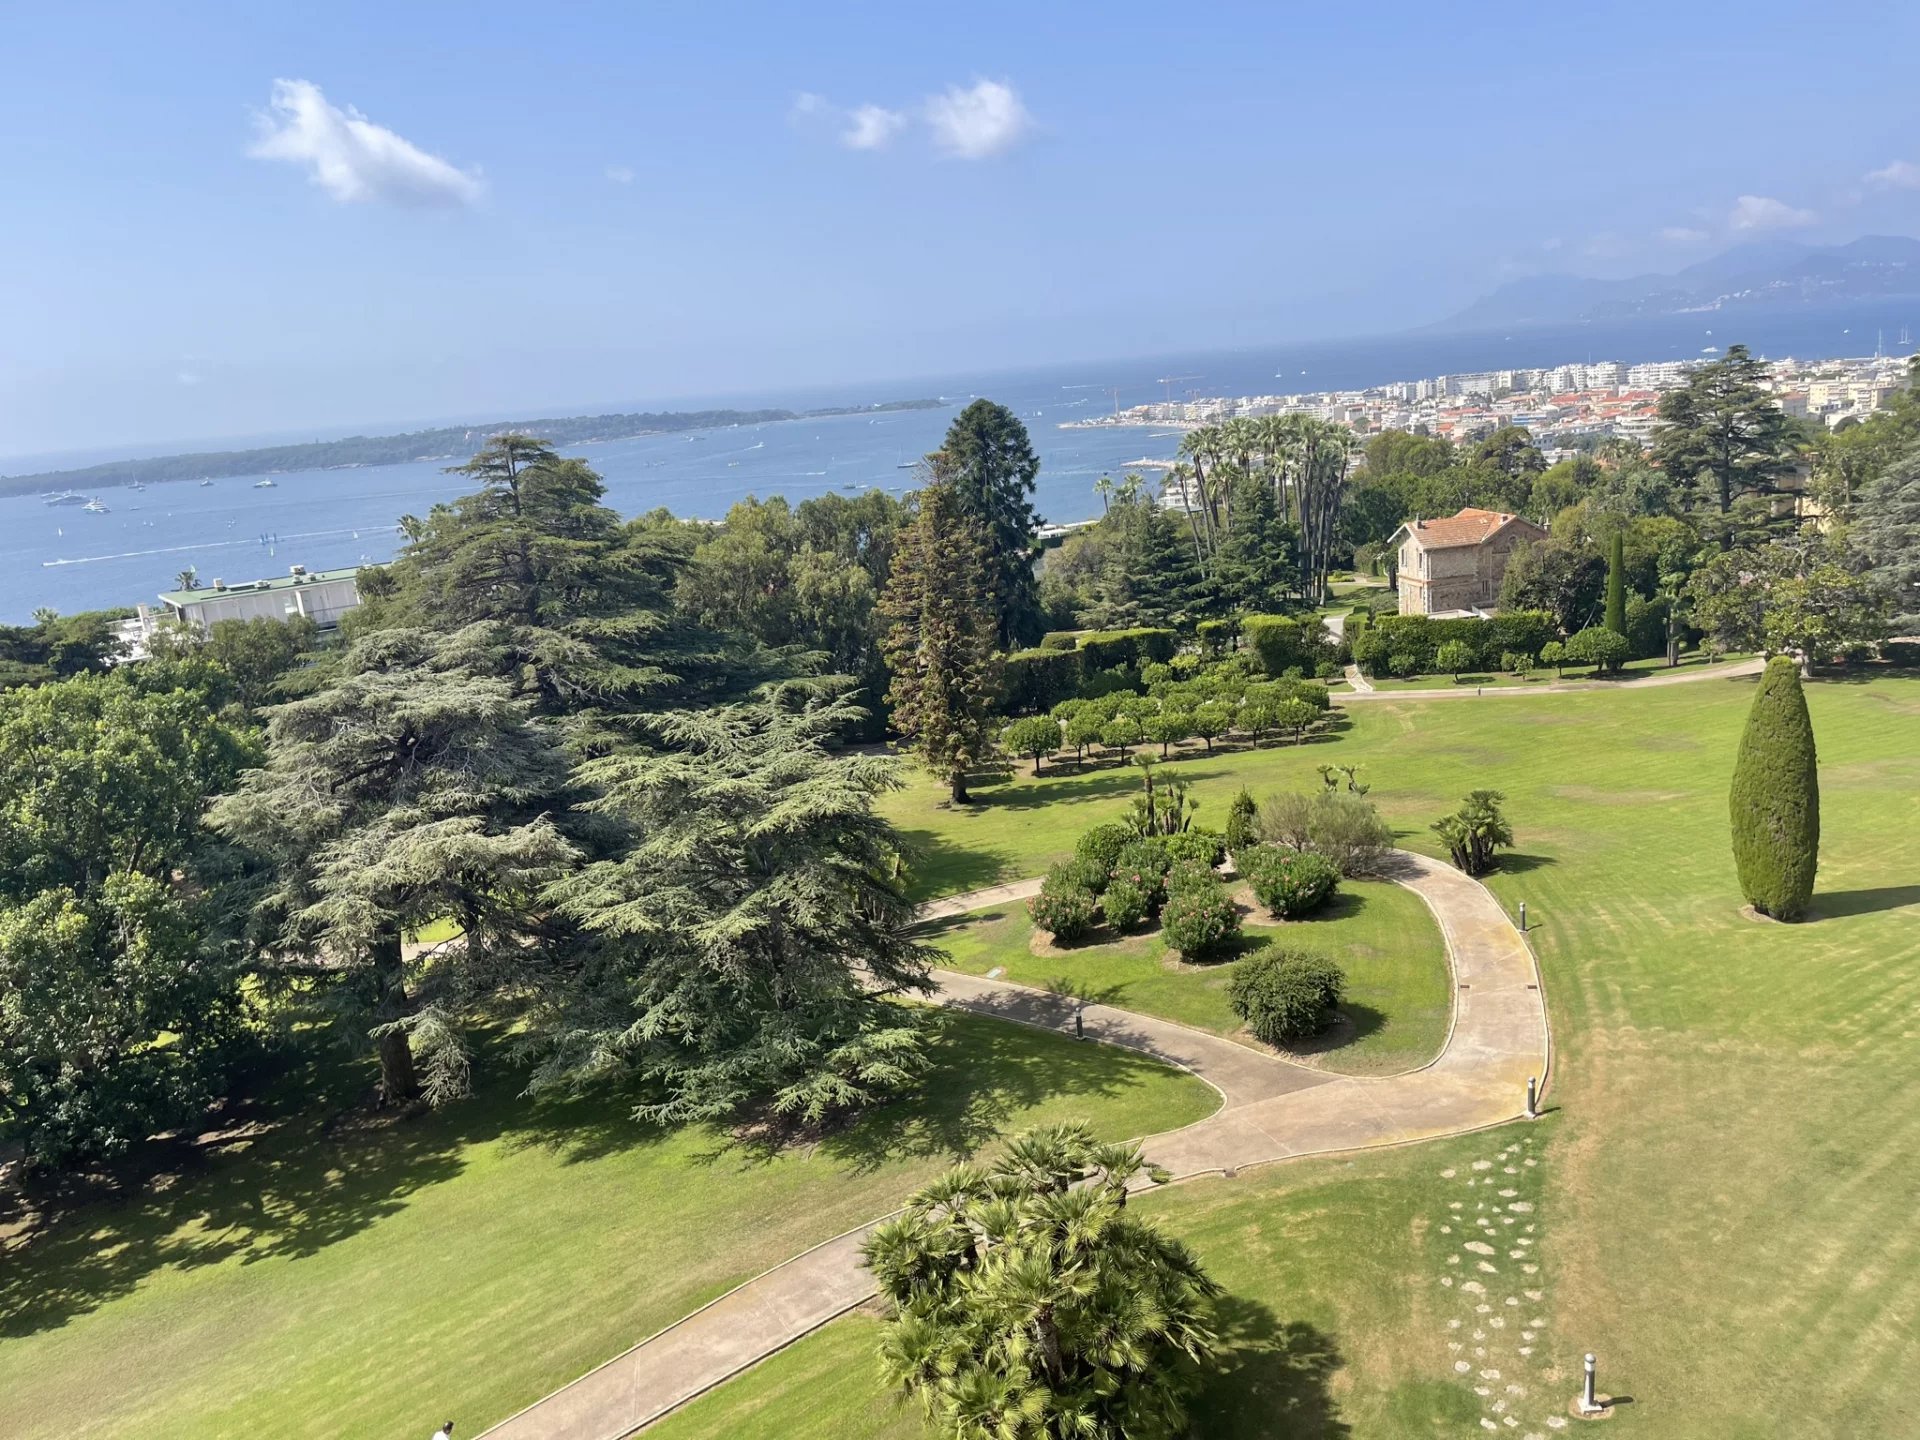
1604, 530, 1627, 638
1729, 656, 1819, 920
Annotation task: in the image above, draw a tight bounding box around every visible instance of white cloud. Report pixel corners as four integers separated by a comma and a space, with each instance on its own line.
605, 164, 635, 185
249, 79, 484, 208
843, 103, 907, 151
789, 91, 830, 124
1660, 226, 1710, 245
923, 79, 1031, 159
1728, 194, 1816, 231
1866, 159, 1920, 190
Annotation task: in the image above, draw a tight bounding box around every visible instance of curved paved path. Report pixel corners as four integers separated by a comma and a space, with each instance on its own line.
480, 850, 1547, 1440
1334, 655, 1761, 703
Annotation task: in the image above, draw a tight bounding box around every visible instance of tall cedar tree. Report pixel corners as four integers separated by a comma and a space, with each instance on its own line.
864, 1123, 1220, 1440
1212, 470, 1299, 614
1653, 346, 1796, 546
1854, 442, 1920, 632
0, 676, 256, 1166
1729, 656, 1820, 921
535, 690, 932, 1125
934, 400, 1044, 649
1604, 530, 1628, 637
210, 630, 579, 1103
881, 479, 1005, 803
363, 433, 757, 744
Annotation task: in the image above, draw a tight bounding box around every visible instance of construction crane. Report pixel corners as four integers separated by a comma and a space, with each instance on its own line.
1156, 374, 1201, 405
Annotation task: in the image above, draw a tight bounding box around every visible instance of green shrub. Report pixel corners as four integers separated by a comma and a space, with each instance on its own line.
1160, 880, 1241, 961
1315, 661, 1340, 680
1165, 828, 1226, 869
1144, 708, 1193, 758
1140, 661, 1175, 691
1539, 640, 1566, 676
1228, 947, 1346, 1044
1729, 656, 1819, 921
1164, 858, 1219, 897
1241, 614, 1308, 677
1062, 712, 1105, 760
1224, 786, 1259, 858
1028, 885, 1097, 942
1050, 856, 1110, 895
1240, 848, 1340, 918
1039, 631, 1081, 651
1113, 835, 1172, 881
1100, 877, 1151, 931
1078, 666, 1138, 701
1099, 715, 1143, 755
1196, 617, 1236, 654
1074, 822, 1135, 877
1003, 715, 1062, 774
1256, 790, 1393, 876
1389, 652, 1419, 678
1435, 640, 1476, 676
1566, 625, 1629, 674
1079, 628, 1177, 671
1003, 648, 1083, 714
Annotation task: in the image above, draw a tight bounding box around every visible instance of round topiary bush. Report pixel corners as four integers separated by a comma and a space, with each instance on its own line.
1163, 828, 1225, 869
1074, 822, 1135, 878
1100, 877, 1151, 931
1239, 848, 1340, 919
1729, 655, 1819, 920
1028, 885, 1097, 943
1160, 880, 1241, 961
1044, 858, 1108, 899
1389, 652, 1420, 678
1228, 947, 1346, 1044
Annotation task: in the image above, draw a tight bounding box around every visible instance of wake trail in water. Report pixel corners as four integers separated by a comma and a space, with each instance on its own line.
41, 525, 380, 567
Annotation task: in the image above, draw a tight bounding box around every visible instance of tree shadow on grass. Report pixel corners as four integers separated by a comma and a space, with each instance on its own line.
806, 1008, 1189, 1177
1195, 1299, 1350, 1438
1809, 885, 1920, 919
1280, 1003, 1387, 1060
0, 1024, 669, 1343
1492, 851, 1557, 875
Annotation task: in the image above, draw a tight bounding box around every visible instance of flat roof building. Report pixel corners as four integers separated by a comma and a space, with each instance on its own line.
155, 564, 363, 637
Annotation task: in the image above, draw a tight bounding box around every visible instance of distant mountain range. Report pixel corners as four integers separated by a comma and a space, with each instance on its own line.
1430, 235, 1920, 333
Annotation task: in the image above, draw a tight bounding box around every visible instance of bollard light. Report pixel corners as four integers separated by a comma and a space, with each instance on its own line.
1518, 901, 1528, 932
1526, 1076, 1538, 1119
1580, 1352, 1601, 1414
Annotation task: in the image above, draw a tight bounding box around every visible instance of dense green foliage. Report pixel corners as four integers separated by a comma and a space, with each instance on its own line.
1239, 847, 1340, 918
1432, 790, 1515, 876
1653, 345, 1798, 545
863, 1124, 1219, 1440
881, 478, 1005, 804
1729, 657, 1820, 920
1227, 947, 1347, 1045
935, 400, 1045, 649
1604, 530, 1628, 637
1255, 790, 1392, 876
1028, 883, 1098, 943
1159, 877, 1240, 961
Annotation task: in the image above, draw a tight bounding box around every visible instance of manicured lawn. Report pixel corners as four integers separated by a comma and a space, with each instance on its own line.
872, 671, 1920, 1434
651, 1122, 1558, 1440
930, 877, 1452, 1075
1360, 649, 1752, 692
0, 1011, 1215, 1440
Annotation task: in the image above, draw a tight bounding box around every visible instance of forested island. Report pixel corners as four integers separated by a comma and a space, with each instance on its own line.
0, 396, 946, 495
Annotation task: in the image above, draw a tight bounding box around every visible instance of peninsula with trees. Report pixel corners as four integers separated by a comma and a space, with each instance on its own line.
0, 396, 947, 497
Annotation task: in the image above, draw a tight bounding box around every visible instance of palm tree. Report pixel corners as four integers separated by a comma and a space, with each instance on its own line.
174, 567, 199, 591
1093, 473, 1113, 514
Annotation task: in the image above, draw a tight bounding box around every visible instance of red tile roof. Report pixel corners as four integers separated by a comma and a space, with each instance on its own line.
1402, 507, 1541, 550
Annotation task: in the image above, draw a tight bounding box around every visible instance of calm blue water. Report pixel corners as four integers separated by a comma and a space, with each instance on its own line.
4, 302, 1915, 622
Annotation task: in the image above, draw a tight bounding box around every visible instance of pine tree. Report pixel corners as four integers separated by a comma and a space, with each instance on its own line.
535, 691, 932, 1124
1729, 656, 1820, 921
881, 479, 1004, 804
210, 630, 579, 1102
1604, 530, 1628, 638
1653, 345, 1796, 546
933, 401, 1044, 649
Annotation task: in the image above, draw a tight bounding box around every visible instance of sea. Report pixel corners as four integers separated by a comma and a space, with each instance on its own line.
3, 302, 1915, 623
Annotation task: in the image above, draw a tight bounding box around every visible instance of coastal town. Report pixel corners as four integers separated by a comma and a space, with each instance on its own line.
1065, 345, 1917, 457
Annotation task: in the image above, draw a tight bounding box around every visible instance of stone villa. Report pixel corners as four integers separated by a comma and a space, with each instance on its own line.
1390, 507, 1547, 616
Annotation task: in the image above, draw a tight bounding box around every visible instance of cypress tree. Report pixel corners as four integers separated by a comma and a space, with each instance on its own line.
1729, 656, 1819, 920
1603, 530, 1627, 638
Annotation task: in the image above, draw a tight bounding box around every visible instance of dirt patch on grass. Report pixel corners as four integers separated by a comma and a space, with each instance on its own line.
1549, 786, 1689, 806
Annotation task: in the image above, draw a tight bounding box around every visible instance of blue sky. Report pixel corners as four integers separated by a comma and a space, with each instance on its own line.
4, 1, 1919, 459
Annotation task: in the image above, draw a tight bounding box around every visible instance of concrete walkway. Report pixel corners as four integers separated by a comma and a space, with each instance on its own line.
1335, 655, 1761, 703
479, 851, 1547, 1440
1342, 662, 1375, 694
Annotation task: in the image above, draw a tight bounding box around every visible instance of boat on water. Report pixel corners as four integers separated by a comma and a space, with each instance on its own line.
83, 498, 109, 514
198, 478, 213, 487
253, 478, 277, 488
42, 490, 88, 507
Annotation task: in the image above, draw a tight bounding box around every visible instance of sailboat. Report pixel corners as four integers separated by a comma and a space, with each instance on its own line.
253, 477, 277, 489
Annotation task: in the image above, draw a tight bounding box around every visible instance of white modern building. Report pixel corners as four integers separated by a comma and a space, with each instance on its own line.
155, 564, 364, 638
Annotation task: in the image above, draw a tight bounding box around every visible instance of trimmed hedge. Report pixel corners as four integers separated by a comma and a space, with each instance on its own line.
1228, 947, 1346, 1044
1241, 614, 1309, 677
1079, 628, 1178, 671
1364, 611, 1556, 672
1240, 848, 1340, 918
1196, 617, 1237, 654
1003, 648, 1083, 713
1039, 631, 1082, 651
1729, 656, 1819, 921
